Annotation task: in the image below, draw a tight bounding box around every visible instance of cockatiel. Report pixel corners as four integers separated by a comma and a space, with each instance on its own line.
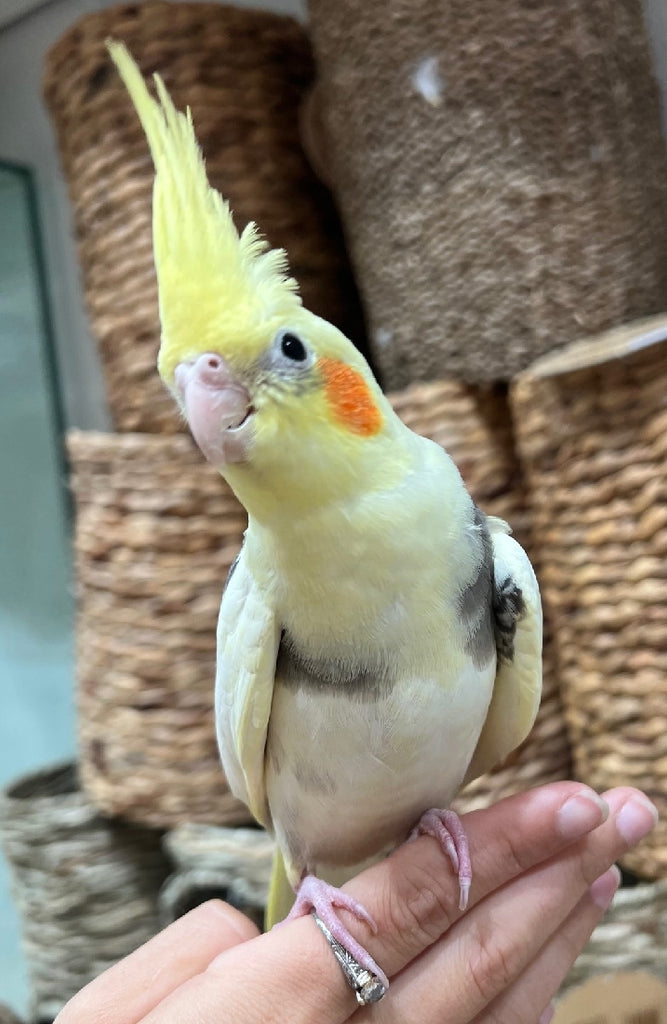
110, 43, 542, 991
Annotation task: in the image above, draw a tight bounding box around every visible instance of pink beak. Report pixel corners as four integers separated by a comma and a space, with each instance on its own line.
174, 353, 254, 467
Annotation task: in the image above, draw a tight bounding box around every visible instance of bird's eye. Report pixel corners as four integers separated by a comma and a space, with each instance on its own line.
280, 332, 308, 362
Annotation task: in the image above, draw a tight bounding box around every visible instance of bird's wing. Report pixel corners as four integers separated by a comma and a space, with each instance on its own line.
214, 545, 280, 827
463, 518, 543, 785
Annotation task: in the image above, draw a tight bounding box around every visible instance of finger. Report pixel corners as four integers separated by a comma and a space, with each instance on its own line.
474, 866, 621, 1024
55, 901, 259, 1024
357, 789, 653, 1023
136, 925, 333, 1024
344, 781, 612, 983
134, 787, 654, 1024
134, 782, 613, 1024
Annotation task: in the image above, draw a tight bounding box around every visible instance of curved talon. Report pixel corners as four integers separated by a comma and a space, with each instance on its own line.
459, 878, 471, 913
286, 875, 388, 989
412, 807, 472, 911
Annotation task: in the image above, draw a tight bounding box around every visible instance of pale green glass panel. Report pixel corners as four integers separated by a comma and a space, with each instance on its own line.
0, 162, 74, 1017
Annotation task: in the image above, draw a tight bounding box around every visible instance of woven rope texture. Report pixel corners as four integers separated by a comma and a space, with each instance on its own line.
68, 430, 252, 828
160, 824, 274, 929
307, 0, 667, 387
511, 319, 667, 880
0, 763, 169, 1021
562, 879, 667, 991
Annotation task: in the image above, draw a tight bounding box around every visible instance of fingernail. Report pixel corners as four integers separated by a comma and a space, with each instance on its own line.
616, 795, 659, 845
539, 1001, 556, 1024
590, 865, 621, 910
557, 789, 609, 840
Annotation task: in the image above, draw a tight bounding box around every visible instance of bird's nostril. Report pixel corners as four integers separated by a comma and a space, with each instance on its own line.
193, 352, 231, 388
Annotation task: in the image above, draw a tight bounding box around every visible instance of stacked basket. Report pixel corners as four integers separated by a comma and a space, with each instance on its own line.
510, 318, 667, 884
0, 764, 171, 1023
509, 316, 667, 988
306, 0, 667, 387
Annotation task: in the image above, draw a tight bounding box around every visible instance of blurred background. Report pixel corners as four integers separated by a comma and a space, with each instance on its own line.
1, 0, 666, 1019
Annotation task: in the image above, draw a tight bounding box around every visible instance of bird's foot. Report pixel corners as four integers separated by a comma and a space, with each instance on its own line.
285, 875, 388, 989
410, 808, 472, 911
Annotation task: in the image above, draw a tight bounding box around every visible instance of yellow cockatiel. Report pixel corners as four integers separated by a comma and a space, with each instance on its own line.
110, 42, 542, 991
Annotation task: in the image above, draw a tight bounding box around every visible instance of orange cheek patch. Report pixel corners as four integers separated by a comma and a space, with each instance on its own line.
318, 358, 383, 436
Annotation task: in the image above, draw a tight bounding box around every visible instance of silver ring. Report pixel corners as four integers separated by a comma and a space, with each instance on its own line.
311, 911, 387, 1005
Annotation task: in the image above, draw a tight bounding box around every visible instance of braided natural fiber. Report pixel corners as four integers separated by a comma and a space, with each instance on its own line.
307, 0, 667, 388
511, 317, 667, 880
70, 380, 570, 830
562, 879, 667, 991
43, 1, 366, 433
0, 763, 169, 1021
160, 824, 274, 930
69, 430, 252, 827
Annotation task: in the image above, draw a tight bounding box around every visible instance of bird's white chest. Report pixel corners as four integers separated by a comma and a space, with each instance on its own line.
265, 659, 494, 882
254, 458, 495, 882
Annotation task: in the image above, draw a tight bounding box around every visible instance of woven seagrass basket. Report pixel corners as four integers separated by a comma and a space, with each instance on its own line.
560, 879, 667, 994
43, 1, 366, 433
0, 762, 170, 1022
160, 824, 274, 931
69, 430, 252, 827
511, 316, 667, 880
70, 381, 570, 830
307, 0, 667, 388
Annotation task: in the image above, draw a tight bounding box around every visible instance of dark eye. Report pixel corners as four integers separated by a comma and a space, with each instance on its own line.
280, 332, 307, 362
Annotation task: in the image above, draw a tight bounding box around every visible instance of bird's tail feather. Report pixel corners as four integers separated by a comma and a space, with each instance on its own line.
265, 848, 295, 930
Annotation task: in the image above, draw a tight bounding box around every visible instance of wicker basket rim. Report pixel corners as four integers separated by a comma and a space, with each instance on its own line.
66, 429, 204, 456
44, 0, 304, 67
1, 761, 77, 805
523, 314, 667, 380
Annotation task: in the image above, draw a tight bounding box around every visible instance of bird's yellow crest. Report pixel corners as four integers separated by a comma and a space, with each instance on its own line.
107, 41, 302, 385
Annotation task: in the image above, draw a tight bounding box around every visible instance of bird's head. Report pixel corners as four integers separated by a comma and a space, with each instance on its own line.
109, 42, 405, 525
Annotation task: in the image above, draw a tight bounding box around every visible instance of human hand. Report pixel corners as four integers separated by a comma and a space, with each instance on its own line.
55, 782, 657, 1024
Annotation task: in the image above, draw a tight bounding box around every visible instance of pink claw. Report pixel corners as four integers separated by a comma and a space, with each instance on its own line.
411, 808, 472, 911
285, 875, 389, 989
